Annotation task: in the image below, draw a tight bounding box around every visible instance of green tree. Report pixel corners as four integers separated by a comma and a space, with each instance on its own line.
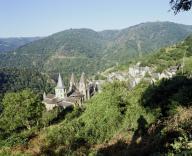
0, 89, 44, 132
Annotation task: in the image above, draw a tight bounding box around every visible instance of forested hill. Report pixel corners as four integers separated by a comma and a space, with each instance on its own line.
14, 22, 192, 58
0, 22, 192, 78
102, 22, 192, 61
0, 37, 41, 52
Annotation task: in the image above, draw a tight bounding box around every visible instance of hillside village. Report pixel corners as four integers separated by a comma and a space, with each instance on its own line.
107, 62, 180, 88
44, 61, 181, 111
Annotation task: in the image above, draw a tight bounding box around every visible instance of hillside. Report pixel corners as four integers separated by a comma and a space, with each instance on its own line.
138, 35, 192, 74
0, 22, 192, 80
0, 29, 192, 156
0, 37, 41, 52
102, 22, 192, 62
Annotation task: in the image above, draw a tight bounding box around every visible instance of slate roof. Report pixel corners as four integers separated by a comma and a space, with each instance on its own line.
69, 91, 84, 97
46, 94, 55, 99
57, 100, 74, 108
43, 97, 74, 108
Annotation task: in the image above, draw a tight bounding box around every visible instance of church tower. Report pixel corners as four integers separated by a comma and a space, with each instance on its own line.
79, 72, 87, 100
69, 73, 76, 92
55, 73, 65, 99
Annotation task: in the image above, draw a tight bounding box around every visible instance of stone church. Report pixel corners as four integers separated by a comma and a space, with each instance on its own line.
43, 72, 99, 111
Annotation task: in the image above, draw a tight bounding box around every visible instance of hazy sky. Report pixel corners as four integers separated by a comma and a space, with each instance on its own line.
0, 0, 192, 37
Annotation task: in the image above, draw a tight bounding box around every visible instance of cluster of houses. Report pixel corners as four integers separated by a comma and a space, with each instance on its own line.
107, 62, 180, 88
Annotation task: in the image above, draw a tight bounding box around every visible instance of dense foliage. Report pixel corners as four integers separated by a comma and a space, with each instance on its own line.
0, 90, 43, 132
142, 76, 192, 116
0, 68, 53, 103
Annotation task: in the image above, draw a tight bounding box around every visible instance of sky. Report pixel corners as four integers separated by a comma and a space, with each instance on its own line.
0, 0, 192, 37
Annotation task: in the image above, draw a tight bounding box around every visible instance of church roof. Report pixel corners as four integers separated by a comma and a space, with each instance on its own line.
43, 98, 59, 104
56, 73, 65, 89
69, 91, 84, 97
46, 94, 55, 99
43, 96, 75, 108
65, 96, 82, 103
57, 100, 74, 108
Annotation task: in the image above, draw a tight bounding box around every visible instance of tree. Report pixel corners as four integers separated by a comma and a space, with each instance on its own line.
0, 89, 44, 132
170, 0, 192, 14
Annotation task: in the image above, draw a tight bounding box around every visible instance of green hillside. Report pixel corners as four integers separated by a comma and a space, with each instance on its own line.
103, 22, 192, 63
138, 35, 192, 74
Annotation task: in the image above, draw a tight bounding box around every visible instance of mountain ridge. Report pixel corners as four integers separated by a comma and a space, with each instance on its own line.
1, 21, 192, 78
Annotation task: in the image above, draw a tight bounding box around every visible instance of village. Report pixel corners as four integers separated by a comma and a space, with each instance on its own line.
107, 62, 180, 88
43, 62, 180, 111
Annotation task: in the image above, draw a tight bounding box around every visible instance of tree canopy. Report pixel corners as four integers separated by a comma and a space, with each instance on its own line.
0, 90, 43, 132
170, 0, 192, 13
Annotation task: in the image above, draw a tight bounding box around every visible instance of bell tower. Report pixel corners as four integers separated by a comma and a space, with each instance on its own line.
55, 73, 65, 99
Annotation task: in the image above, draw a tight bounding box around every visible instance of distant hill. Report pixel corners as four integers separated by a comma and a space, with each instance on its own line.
0, 37, 41, 52
0, 22, 192, 78
15, 29, 105, 57
102, 22, 192, 62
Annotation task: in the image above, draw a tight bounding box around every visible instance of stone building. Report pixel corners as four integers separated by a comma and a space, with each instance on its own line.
43, 72, 98, 111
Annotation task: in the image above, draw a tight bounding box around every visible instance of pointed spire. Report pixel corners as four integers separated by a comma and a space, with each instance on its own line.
70, 73, 75, 85
79, 72, 85, 84
69, 73, 76, 91
56, 73, 64, 89
79, 72, 87, 100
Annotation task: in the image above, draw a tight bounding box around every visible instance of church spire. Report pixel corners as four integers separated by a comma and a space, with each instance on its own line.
69, 73, 76, 91
70, 73, 75, 85
79, 72, 87, 100
79, 72, 85, 84
55, 73, 65, 99
56, 73, 64, 89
